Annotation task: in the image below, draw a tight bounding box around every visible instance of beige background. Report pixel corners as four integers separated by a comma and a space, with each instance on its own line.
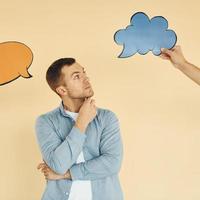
0, 0, 200, 199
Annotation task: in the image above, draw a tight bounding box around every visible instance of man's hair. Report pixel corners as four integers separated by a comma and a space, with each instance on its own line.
46, 57, 76, 95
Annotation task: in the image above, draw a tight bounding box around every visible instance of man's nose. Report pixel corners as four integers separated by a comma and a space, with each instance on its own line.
83, 75, 90, 83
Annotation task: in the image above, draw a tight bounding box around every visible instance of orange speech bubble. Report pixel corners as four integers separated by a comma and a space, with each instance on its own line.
0, 41, 33, 86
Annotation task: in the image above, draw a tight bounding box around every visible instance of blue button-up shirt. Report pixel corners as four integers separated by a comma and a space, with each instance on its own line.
35, 101, 124, 200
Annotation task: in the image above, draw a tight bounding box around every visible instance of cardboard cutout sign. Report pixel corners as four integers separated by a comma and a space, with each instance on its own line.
0, 41, 33, 86
114, 12, 177, 57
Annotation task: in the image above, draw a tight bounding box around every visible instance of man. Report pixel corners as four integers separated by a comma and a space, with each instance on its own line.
160, 45, 200, 85
35, 58, 123, 200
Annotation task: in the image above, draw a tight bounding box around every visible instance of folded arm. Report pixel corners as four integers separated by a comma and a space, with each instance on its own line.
69, 110, 123, 181
35, 115, 86, 175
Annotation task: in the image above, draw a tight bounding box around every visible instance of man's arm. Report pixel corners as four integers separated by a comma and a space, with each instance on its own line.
35, 115, 86, 175
35, 97, 97, 175
160, 45, 200, 85
69, 110, 123, 181
38, 111, 122, 180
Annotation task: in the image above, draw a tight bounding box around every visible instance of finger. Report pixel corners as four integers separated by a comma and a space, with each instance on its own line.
84, 97, 92, 104
37, 163, 44, 168
44, 171, 48, 176
86, 97, 91, 100
91, 102, 96, 108
168, 46, 177, 51
37, 163, 46, 170
87, 97, 92, 103
41, 166, 50, 172
38, 164, 47, 171
44, 174, 49, 179
39, 166, 47, 172
42, 168, 48, 173
43, 171, 49, 177
92, 103, 97, 109
161, 48, 172, 56
44, 167, 50, 173
159, 54, 170, 60
90, 99, 95, 104
174, 45, 180, 49
92, 103, 96, 108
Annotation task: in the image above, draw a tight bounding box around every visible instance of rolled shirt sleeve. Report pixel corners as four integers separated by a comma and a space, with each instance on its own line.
35, 115, 86, 175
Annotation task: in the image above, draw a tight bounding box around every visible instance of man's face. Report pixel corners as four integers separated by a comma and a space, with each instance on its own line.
59, 62, 94, 99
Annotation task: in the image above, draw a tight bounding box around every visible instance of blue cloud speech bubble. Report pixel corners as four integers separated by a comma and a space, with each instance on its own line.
114, 12, 177, 57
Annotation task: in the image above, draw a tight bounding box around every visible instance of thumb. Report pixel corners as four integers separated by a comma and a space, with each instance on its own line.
161, 48, 173, 56
85, 97, 92, 103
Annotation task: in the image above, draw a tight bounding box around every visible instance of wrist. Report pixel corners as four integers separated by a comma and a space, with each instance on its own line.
175, 59, 188, 70
75, 119, 88, 133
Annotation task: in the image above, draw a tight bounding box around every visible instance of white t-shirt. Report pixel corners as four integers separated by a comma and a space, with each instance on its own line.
64, 109, 92, 200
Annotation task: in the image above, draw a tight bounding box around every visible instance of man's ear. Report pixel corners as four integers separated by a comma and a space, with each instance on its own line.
56, 85, 68, 96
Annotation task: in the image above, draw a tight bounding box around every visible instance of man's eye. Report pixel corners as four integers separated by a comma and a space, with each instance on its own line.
74, 75, 79, 79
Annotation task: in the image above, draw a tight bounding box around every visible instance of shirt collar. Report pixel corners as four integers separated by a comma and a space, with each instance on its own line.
59, 100, 99, 119
59, 101, 73, 119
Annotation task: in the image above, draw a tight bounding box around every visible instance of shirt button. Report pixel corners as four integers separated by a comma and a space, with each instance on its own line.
65, 192, 69, 195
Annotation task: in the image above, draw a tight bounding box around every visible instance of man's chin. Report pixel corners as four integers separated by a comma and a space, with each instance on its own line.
85, 90, 94, 98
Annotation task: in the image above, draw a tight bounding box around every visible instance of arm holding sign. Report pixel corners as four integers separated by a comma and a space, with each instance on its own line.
160, 45, 200, 85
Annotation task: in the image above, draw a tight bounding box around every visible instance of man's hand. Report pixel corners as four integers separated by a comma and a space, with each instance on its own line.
159, 45, 187, 69
75, 97, 97, 133
159, 45, 200, 85
37, 161, 72, 180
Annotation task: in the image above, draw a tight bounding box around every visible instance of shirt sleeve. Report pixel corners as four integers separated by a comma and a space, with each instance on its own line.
35, 115, 86, 175
69, 110, 123, 180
